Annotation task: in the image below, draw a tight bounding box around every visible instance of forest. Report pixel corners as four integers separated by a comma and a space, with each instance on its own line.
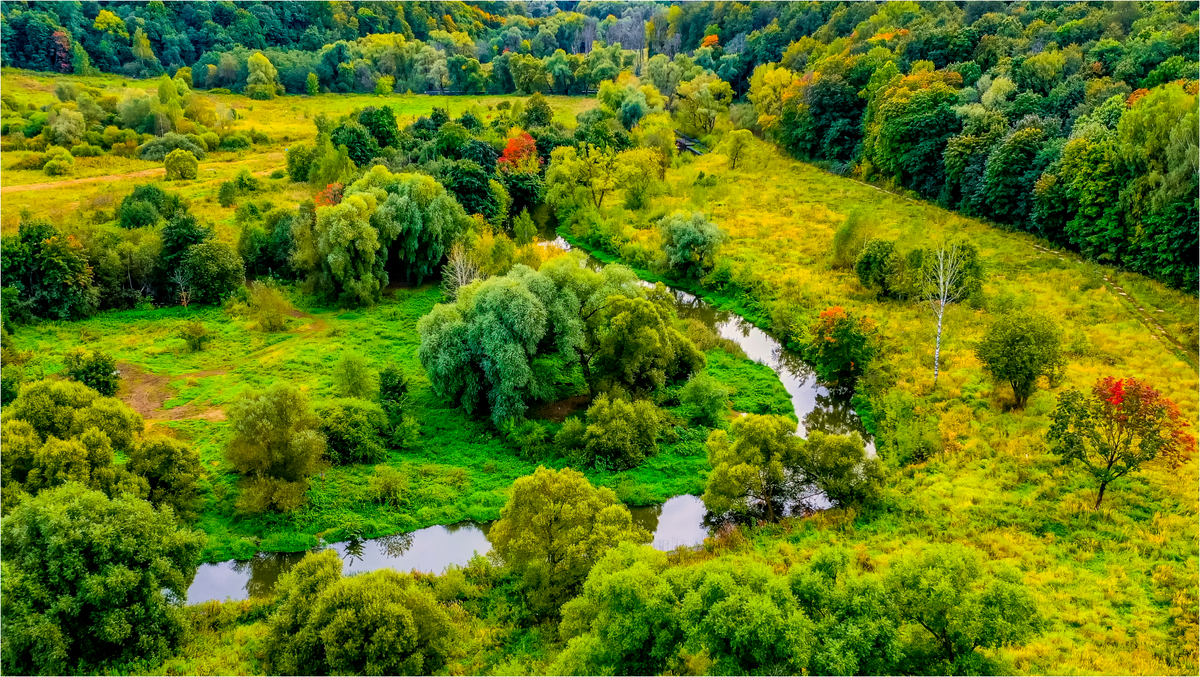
0, 2, 1197, 676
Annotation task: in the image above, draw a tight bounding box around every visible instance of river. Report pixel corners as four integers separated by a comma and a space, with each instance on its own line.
186, 209, 869, 604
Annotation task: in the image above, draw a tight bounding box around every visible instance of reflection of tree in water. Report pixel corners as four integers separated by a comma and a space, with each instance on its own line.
803, 390, 872, 442
341, 537, 366, 566
628, 503, 663, 535
376, 531, 415, 558
233, 550, 311, 599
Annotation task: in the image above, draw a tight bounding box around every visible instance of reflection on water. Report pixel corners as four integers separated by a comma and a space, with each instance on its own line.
188, 209, 874, 604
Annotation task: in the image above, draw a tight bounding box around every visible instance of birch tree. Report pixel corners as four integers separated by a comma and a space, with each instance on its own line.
923, 243, 967, 386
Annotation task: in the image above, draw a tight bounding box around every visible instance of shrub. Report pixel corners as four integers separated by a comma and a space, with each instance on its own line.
247, 280, 292, 331
164, 148, 198, 180
331, 353, 377, 399
182, 241, 245, 304
680, 371, 731, 425
199, 131, 219, 151
317, 399, 388, 465
127, 435, 203, 520
224, 383, 325, 513
218, 180, 237, 206
63, 348, 120, 396
369, 464, 409, 506
804, 306, 877, 385
0, 483, 205, 674
69, 143, 103, 157
831, 209, 872, 269
137, 132, 206, 161
855, 238, 900, 297
42, 146, 74, 176
582, 395, 665, 470
285, 143, 314, 182
659, 210, 726, 279
10, 152, 48, 170
178, 321, 212, 351
117, 184, 184, 229
219, 133, 251, 151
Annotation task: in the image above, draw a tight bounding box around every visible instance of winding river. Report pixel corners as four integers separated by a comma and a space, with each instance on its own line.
186, 211, 869, 604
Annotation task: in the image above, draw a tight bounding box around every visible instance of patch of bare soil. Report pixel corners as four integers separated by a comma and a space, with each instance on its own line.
116, 362, 227, 421
528, 395, 591, 423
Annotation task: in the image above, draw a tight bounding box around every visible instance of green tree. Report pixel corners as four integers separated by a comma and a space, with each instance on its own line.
675, 73, 734, 135
182, 241, 244, 304
489, 466, 650, 615
127, 435, 203, 521
590, 294, 706, 392
331, 352, 377, 398
887, 544, 1041, 671
555, 543, 688, 675
305, 71, 319, 96
224, 383, 325, 513
164, 148, 198, 180
245, 52, 281, 100
975, 312, 1064, 408
545, 144, 618, 210
804, 306, 877, 384
316, 399, 388, 465
513, 208, 537, 245
581, 395, 665, 470
796, 431, 884, 508
63, 348, 119, 396
1047, 376, 1195, 508
285, 143, 314, 182
5, 379, 141, 449
263, 550, 455, 675
659, 210, 725, 279
680, 371, 730, 425
855, 238, 901, 298
703, 413, 802, 522
723, 128, 754, 168
615, 147, 662, 210
1, 483, 204, 674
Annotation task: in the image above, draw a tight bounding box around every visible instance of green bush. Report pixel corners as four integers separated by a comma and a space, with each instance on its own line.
225, 383, 324, 513
831, 209, 873, 269
63, 348, 119, 396
69, 143, 103, 157
855, 238, 900, 298
178, 321, 212, 351
680, 371, 730, 425
164, 148, 198, 180
219, 133, 251, 151
181, 241, 245, 305
658, 210, 726, 279
317, 399, 388, 465
582, 395, 665, 470
137, 132, 207, 161
369, 464, 409, 506
218, 180, 237, 206
332, 352, 377, 399
0, 483, 205, 675
285, 143, 314, 182
127, 435, 203, 521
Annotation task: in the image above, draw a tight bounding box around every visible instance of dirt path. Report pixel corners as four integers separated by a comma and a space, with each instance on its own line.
1028, 243, 1195, 366
1, 152, 284, 194
117, 362, 228, 422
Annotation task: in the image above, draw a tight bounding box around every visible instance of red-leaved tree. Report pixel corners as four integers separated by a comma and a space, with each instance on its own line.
498, 133, 541, 174
314, 182, 344, 207
1047, 376, 1195, 508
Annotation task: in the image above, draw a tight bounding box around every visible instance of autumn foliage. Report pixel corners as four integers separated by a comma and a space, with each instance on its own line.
313, 182, 343, 207
498, 132, 541, 174
804, 306, 877, 385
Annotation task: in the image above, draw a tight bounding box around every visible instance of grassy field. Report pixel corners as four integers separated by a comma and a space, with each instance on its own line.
2, 69, 1197, 675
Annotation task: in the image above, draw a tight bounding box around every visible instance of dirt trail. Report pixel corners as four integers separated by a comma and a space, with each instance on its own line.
117, 362, 228, 422
1, 153, 284, 194
1028, 243, 1195, 366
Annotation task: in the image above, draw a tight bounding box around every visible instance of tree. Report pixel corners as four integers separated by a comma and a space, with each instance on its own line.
331, 352, 377, 398
580, 395, 665, 470
703, 413, 802, 522
615, 147, 662, 210
922, 241, 982, 385
329, 120, 380, 166
545, 143, 618, 210
513, 208, 537, 246
680, 371, 730, 425
523, 92, 555, 127
1, 483, 204, 674
489, 466, 650, 615
63, 349, 119, 396
855, 238, 901, 298
796, 431, 884, 509
164, 149, 198, 180
590, 294, 705, 392
723, 129, 754, 168
5, 379, 141, 449
264, 550, 454, 676
887, 544, 1041, 671
285, 143, 314, 182
675, 73, 734, 135
358, 106, 399, 148
181, 241, 244, 304
440, 243, 482, 300
2, 217, 99, 321
555, 543, 688, 675
975, 312, 1064, 408
305, 71, 319, 96
224, 383, 325, 512
127, 435, 203, 521
317, 399, 388, 465
245, 52, 281, 99
658, 210, 725, 279
1048, 376, 1195, 508
804, 307, 877, 385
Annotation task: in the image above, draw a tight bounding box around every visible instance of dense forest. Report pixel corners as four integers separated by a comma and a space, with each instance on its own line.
0, 2, 1197, 677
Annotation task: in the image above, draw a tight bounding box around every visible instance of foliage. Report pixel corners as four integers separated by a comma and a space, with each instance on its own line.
796, 431, 884, 509
489, 466, 650, 615
578, 395, 665, 471
224, 383, 325, 513
316, 398, 388, 465
0, 483, 205, 674
1048, 376, 1195, 507
659, 210, 725, 280
138, 132, 206, 161
703, 413, 801, 522
680, 371, 730, 425
1, 217, 98, 321
164, 148, 198, 180
63, 348, 119, 396
975, 311, 1065, 408
590, 293, 706, 392
331, 352, 377, 399
181, 241, 245, 305
855, 238, 901, 298
247, 280, 292, 331
831, 209, 873, 269
127, 434, 203, 521
285, 143, 315, 182
804, 306, 877, 385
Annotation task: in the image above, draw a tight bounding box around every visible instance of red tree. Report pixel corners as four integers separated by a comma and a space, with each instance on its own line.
1048, 376, 1195, 508
498, 133, 541, 173
314, 183, 344, 207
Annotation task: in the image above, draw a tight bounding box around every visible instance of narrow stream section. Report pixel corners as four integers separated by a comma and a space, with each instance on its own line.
186, 212, 869, 604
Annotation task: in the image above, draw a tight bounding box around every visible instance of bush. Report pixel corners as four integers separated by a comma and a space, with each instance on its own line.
855, 238, 900, 298
317, 399, 388, 465
63, 348, 120, 396
127, 435, 203, 520
582, 395, 665, 470
199, 131, 220, 152
182, 241, 245, 305
42, 146, 74, 176
10, 152, 48, 170
804, 306, 876, 385
69, 143, 103, 157
332, 352, 377, 399
118, 184, 184, 229
247, 280, 292, 331
975, 311, 1064, 408
680, 372, 730, 425
659, 210, 726, 279
137, 132, 206, 161
218, 180, 237, 206
369, 464, 409, 506
224, 383, 325, 513
831, 209, 872, 269
285, 143, 314, 182
178, 321, 212, 351
0, 483, 205, 674
164, 148, 198, 180
219, 133, 251, 151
